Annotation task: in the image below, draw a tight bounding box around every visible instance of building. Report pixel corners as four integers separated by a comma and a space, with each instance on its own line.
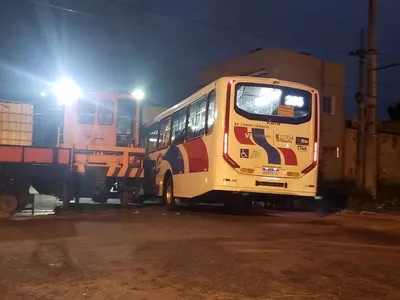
201, 47, 346, 181
344, 119, 400, 184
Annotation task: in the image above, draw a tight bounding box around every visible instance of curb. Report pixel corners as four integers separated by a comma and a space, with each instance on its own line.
334, 211, 400, 221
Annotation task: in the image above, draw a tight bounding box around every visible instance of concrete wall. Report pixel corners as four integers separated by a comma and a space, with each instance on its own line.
344, 128, 400, 184
201, 48, 346, 180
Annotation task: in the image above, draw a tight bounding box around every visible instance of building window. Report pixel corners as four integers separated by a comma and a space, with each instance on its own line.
206, 90, 216, 135
158, 117, 171, 150
322, 96, 335, 114
98, 100, 114, 125
186, 96, 207, 140
146, 123, 159, 153
171, 107, 187, 145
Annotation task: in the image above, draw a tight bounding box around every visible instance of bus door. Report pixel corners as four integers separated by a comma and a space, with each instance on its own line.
226, 82, 317, 179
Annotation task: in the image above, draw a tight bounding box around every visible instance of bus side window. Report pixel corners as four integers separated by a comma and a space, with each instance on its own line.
147, 123, 159, 153
206, 90, 216, 135
187, 96, 207, 140
158, 117, 171, 150
98, 100, 114, 125
171, 107, 187, 145
78, 99, 96, 125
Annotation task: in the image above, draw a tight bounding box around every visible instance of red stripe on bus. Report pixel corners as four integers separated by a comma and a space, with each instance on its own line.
182, 138, 209, 173
278, 148, 298, 166
234, 126, 255, 145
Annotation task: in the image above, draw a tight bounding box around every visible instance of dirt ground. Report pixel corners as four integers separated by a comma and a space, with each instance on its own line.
1, 207, 400, 300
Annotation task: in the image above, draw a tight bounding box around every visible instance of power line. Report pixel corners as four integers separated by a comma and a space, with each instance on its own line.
18, 0, 400, 105
31, 0, 394, 69
28, 0, 400, 71
26, 0, 128, 23
376, 62, 400, 71
110, 0, 355, 58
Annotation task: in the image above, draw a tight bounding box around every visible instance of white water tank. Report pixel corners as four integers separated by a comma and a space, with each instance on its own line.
0, 100, 33, 146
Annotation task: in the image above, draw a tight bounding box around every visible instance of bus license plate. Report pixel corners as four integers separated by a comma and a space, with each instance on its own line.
262, 167, 278, 175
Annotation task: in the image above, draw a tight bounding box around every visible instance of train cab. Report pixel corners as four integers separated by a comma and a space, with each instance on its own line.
58, 93, 139, 149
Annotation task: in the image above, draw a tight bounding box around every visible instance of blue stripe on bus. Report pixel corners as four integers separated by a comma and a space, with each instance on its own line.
163, 145, 185, 174
251, 128, 281, 165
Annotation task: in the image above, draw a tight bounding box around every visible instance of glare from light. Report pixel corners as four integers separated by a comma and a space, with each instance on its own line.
52, 77, 82, 106
131, 89, 145, 101
285, 95, 304, 107
40, 91, 46, 97
255, 88, 282, 107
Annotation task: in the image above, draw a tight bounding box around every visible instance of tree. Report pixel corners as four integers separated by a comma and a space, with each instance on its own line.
388, 102, 400, 120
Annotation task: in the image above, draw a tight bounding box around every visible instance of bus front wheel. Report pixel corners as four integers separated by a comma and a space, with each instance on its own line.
163, 177, 176, 209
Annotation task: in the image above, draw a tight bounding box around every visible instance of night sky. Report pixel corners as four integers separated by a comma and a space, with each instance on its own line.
1, 0, 399, 120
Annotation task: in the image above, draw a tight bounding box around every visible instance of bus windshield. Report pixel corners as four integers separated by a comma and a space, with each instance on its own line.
235, 83, 312, 124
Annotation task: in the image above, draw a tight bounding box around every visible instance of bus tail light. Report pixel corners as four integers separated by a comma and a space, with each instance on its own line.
301, 142, 318, 174
222, 80, 240, 169
223, 133, 228, 154
313, 142, 318, 162
301, 92, 319, 174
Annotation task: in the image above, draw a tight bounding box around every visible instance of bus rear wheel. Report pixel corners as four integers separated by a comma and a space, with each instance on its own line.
163, 177, 176, 209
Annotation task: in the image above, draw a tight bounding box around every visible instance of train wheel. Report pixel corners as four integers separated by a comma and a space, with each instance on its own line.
0, 195, 18, 213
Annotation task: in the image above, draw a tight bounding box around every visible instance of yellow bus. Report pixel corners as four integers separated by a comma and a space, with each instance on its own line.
143, 76, 320, 209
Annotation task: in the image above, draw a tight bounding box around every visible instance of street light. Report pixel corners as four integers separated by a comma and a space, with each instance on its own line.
131, 89, 145, 146
52, 77, 82, 106
131, 89, 145, 101
40, 91, 47, 97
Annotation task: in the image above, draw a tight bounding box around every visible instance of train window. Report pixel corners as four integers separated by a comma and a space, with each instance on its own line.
147, 123, 159, 153
158, 117, 171, 150
98, 100, 114, 125
117, 115, 132, 135
78, 99, 95, 125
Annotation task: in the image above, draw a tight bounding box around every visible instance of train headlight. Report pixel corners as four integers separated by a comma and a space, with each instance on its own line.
131, 89, 145, 101
52, 77, 82, 106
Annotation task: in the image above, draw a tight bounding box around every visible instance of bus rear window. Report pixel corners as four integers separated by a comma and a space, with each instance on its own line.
235, 84, 312, 124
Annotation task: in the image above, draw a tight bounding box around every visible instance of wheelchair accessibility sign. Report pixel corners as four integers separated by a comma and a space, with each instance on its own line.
240, 149, 249, 158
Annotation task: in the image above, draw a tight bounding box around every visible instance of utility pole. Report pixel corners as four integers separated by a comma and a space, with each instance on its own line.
349, 29, 366, 188
364, 0, 378, 199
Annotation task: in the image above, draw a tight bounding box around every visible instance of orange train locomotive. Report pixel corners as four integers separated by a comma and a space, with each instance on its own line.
0, 93, 156, 214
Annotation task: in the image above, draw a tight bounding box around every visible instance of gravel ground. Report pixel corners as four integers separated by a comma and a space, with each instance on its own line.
1, 206, 400, 300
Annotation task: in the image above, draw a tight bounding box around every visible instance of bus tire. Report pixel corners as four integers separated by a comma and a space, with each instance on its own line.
163, 176, 176, 209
